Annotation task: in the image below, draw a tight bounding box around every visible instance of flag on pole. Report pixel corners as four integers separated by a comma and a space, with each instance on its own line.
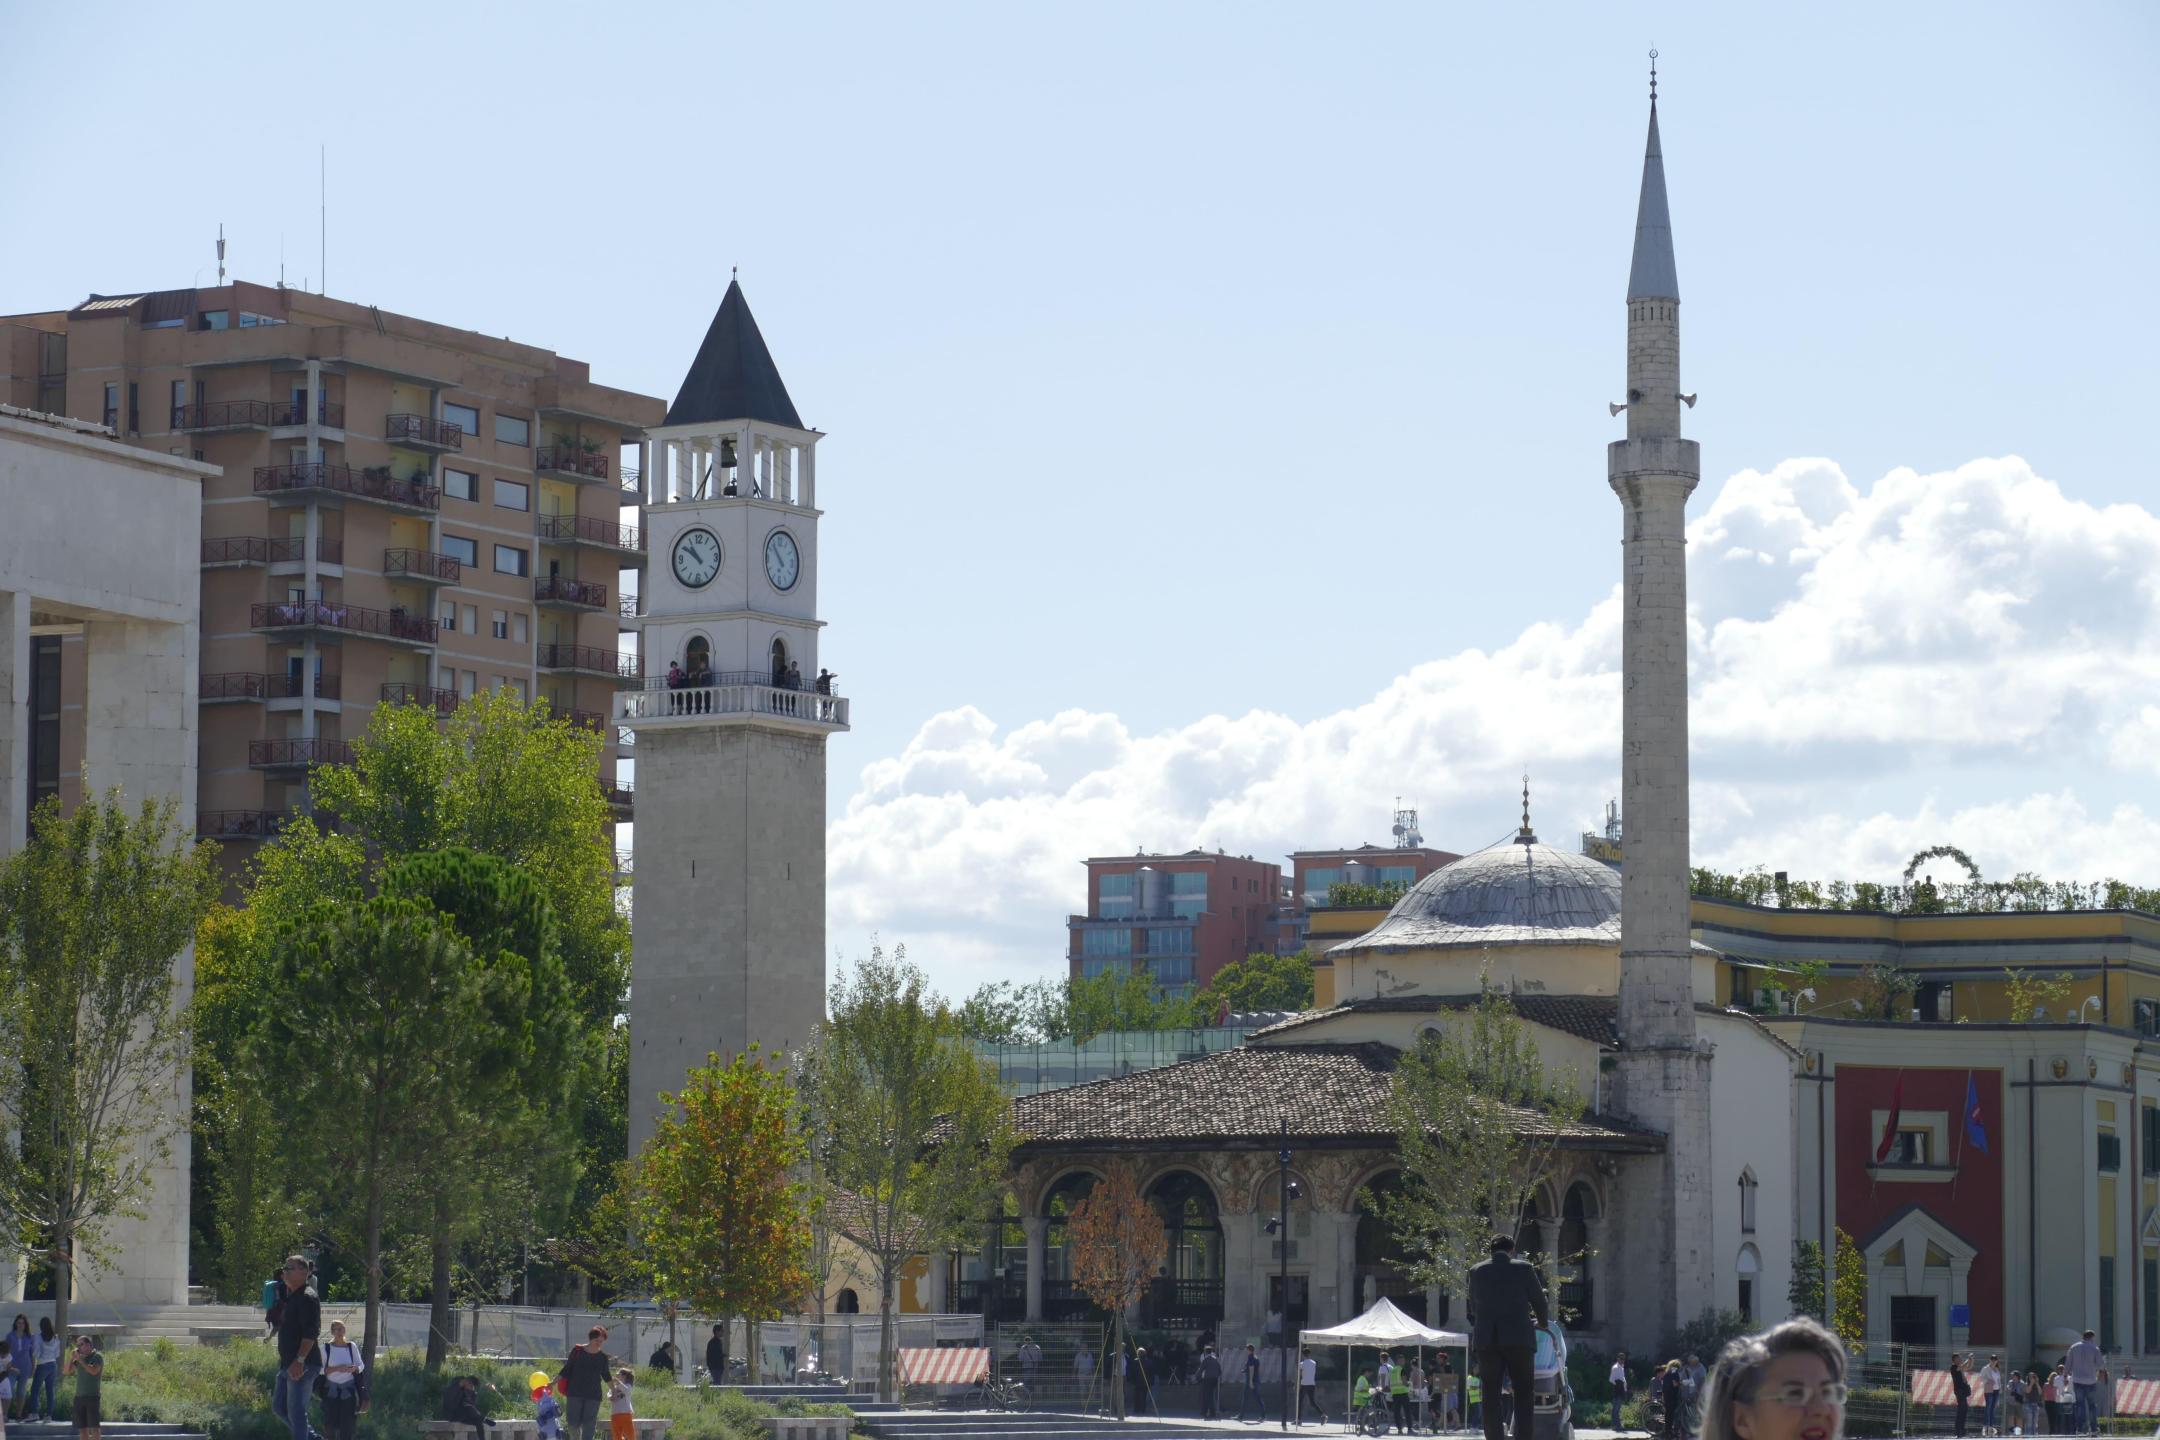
1964, 1070, 1989, 1155
1875, 1072, 1905, 1163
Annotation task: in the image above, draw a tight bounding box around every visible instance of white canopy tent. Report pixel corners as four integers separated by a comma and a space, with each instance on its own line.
1301, 1298, 1469, 1428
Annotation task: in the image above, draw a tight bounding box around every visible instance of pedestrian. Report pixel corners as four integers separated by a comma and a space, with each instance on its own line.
1467, 1233, 1550, 1440
536, 1380, 564, 1440
1357, 1370, 1377, 1416
1242, 1342, 1263, 1421
705, 1323, 728, 1385
1683, 1354, 1707, 1433
1391, 1354, 1412, 1434
1659, 1362, 1683, 1440
320, 1320, 366, 1440
2046, 1363, 2069, 1434
59, 1335, 101, 1440
1466, 1369, 1483, 1433
647, 1341, 678, 1379
1018, 1336, 1042, 1390
440, 1375, 494, 1440
1695, 1319, 1847, 1440
2066, 1330, 2107, 1435
1437, 1354, 1459, 1431
1982, 1355, 2002, 1436
270, 1254, 322, 1440
2006, 1370, 2026, 1438
6, 1316, 30, 1421
1199, 1344, 1223, 1420
1952, 1353, 1973, 1439
1410, 1359, 1431, 1434
28, 1320, 57, 1423
1299, 1349, 1327, 1427
557, 1326, 616, 1440
2024, 1371, 2043, 1437
609, 1369, 636, 1440
1610, 1351, 1631, 1433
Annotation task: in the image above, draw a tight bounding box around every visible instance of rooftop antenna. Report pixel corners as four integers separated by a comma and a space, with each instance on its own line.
216, 224, 226, 285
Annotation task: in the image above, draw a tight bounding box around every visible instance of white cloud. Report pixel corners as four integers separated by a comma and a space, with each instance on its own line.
829, 457, 2160, 997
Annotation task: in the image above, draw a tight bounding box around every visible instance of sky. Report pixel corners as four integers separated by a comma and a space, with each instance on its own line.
5, 2, 2158, 999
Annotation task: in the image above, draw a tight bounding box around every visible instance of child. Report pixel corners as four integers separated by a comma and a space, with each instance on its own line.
609, 1368, 635, 1440
535, 1376, 564, 1440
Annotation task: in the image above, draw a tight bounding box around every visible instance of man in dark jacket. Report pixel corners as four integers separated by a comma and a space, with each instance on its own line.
441, 1376, 493, 1440
1466, 1234, 1549, 1440
705, 1325, 728, 1385
1198, 1345, 1223, 1420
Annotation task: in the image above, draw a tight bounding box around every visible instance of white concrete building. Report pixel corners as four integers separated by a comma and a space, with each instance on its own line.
0, 404, 213, 1304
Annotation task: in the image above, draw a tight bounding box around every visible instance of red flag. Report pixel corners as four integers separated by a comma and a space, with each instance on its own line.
1874, 1072, 1905, 1163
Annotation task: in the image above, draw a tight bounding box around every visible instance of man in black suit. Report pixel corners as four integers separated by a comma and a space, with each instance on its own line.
1466, 1235, 1549, 1440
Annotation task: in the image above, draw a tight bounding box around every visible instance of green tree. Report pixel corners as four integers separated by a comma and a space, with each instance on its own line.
954, 979, 1068, 1045
1372, 985, 1589, 1299
800, 946, 1018, 1401
1195, 951, 1316, 1016
633, 1050, 814, 1367
1789, 1239, 1826, 1321
2002, 967, 2075, 1022
1321, 880, 1410, 908
1831, 1227, 1867, 1347
0, 790, 220, 1343
1063, 966, 1205, 1041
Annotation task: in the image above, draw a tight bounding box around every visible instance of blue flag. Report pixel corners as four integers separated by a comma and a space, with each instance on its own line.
1964, 1070, 1989, 1155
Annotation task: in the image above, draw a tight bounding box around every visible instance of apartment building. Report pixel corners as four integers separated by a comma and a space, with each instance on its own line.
1067, 849, 1284, 994
0, 281, 663, 863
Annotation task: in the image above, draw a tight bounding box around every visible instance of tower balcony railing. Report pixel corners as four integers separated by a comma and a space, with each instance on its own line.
383, 548, 462, 585
250, 600, 439, 647
536, 575, 609, 612
254, 462, 441, 513
616, 675, 848, 730
534, 445, 611, 483
174, 400, 274, 432
272, 397, 346, 429
380, 681, 461, 715
385, 413, 464, 450
537, 513, 643, 555
248, 737, 356, 770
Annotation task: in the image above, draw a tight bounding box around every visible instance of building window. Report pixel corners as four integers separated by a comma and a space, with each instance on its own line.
170, 379, 187, 419
2145, 1106, 2160, 1175
2137, 999, 2160, 1038
1147, 954, 1195, 987
439, 602, 458, 632
1144, 926, 1195, 956
1078, 955, 1125, 980
1886, 1129, 1932, 1167
513, 613, 529, 643
1098, 872, 1134, 919
493, 545, 528, 577
2099, 1133, 2123, 1173
1915, 981, 1952, 1023
1080, 927, 1131, 958
460, 670, 478, 697
441, 534, 478, 567
462, 604, 479, 634
200, 310, 230, 331
492, 610, 509, 640
102, 383, 118, 429
443, 468, 477, 502
443, 402, 481, 438
494, 479, 529, 511
494, 413, 531, 446
238, 311, 284, 327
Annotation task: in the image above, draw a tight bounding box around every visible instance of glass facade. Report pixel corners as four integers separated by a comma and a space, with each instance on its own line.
1146, 955, 1195, 986
973, 1026, 1256, 1095
1143, 926, 1194, 954
1081, 926, 1131, 956
1098, 871, 1133, 918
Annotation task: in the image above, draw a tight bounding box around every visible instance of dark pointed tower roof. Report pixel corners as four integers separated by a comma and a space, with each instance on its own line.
1626, 99, 1680, 302
666, 279, 803, 429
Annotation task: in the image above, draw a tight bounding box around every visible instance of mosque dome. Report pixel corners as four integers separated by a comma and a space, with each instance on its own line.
1331, 835, 1623, 955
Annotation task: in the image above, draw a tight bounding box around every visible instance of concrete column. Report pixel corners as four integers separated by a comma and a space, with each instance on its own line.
0, 590, 28, 848
1023, 1217, 1047, 1322
800, 440, 815, 509
1322, 1210, 1358, 1324
636, 439, 651, 506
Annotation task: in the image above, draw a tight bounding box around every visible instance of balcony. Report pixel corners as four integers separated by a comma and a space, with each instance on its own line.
537, 513, 643, 558
386, 413, 464, 451
271, 398, 345, 430
606, 781, 633, 817
174, 400, 273, 432
618, 595, 640, 621
380, 681, 460, 715
1143, 1277, 1225, 1325
616, 676, 849, 732
383, 548, 462, 585
536, 576, 608, 613
536, 644, 639, 682
251, 600, 439, 648
202, 672, 340, 703
248, 737, 355, 771
562, 708, 608, 734
203, 535, 343, 569
255, 462, 441, 513
200, 809, 285, 841
535, 445, 611, 484
619, 467, 644, 500
614, 847, 634, 882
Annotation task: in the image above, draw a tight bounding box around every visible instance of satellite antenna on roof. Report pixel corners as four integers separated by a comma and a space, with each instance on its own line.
1390, 798, 1422, 849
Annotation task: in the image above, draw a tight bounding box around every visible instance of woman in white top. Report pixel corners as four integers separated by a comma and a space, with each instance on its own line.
320, 1320, 367, 1440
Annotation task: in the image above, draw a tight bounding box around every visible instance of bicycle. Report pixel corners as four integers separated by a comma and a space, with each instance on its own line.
970, 1375, 1032, 1412
1356, 1397, 1395, 1437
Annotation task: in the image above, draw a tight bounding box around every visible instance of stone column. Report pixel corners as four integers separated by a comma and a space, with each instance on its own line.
1023, 1217, 1047, 1322
0, 590, 28, 848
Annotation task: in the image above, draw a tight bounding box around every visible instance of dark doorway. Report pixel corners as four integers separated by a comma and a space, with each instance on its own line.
1890, 1295, 1937, 1350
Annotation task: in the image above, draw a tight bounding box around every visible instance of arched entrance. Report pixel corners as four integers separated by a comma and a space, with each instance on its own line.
834, 1288, 860, 1315
947, 1192, 1026, 1323
1042, 1171, 1102, 1321
1144, 1170, 1224, 1327
770, 636, 789, 686
1558, 1183, 1598, 1325
1355, 1170, 1430, 1323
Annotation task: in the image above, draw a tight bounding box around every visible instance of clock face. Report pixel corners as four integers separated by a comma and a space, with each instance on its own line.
764, 529, 800, 591
671, 527, 721, 589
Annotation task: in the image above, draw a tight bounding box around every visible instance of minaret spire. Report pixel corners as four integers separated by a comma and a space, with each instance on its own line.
1627, 60, 1680, 307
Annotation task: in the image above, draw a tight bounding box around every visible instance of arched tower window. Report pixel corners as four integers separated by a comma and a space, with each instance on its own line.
1738, 1168, 1758, 1235
770, 636, 789, 686
685, 635, 711, 680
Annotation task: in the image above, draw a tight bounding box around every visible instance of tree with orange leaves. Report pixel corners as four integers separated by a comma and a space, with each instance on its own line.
633, 1047, 814, 1369
1066, 1164, 1166, 1418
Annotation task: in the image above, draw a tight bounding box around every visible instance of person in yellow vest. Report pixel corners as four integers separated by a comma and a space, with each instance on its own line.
1467, 1372, 1484, 1433
1390, 1357, 1412, 1433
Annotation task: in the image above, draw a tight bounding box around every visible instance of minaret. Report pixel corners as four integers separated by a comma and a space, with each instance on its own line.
1606, 61, 1713, 1341
622, 279, 848, 1155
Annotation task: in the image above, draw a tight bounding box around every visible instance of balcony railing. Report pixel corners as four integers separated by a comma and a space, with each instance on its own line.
619, 467, 643, 498
535, 445, 611, 481
1144, 1277, 1225, 1321
202, 672, 340, 701
618, 679, 848, 729
271, 398, 345, 428
606, 782, 633, 814
563, 708, 608, 733
383, 548, 462, 584
200, 535, 345, 566
200, 809, 285, 840
537, 514, 643, 552
174, 400, 273, 431
536, 644, 638, 680
385, 413, 464, 450
380, 681, 460, 715
536, 576, 608, 610
251, 600, 439, 645
248, 737, 355, 769
255, 462, 441, 512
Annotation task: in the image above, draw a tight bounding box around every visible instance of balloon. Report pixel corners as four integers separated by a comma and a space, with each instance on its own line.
529, 1372, 551, 1393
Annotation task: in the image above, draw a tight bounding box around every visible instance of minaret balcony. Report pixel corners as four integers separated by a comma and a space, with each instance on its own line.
615, 674, 849, 733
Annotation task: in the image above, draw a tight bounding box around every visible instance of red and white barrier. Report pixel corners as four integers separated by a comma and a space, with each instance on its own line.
899, 1348, 989, 1387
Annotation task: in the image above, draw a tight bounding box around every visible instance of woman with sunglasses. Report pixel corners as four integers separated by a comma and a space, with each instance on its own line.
1698, 1319, 1849, 1440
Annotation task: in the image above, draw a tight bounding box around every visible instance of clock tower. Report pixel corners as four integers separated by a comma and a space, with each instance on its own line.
621, 279, 848, 1154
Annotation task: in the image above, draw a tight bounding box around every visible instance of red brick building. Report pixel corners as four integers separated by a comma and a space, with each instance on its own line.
1068, 849, 1282, 994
